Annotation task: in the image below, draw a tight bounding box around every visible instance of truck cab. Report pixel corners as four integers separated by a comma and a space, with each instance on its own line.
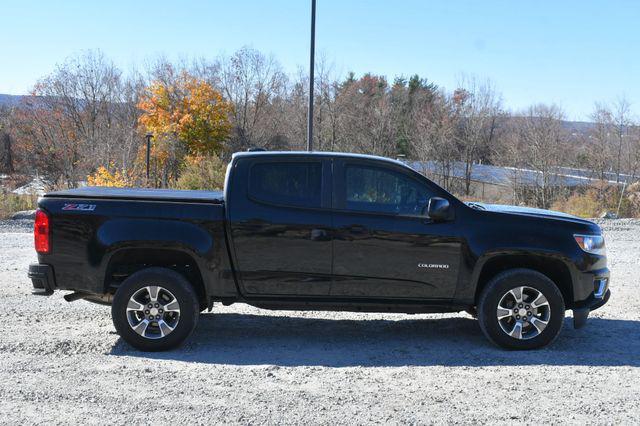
226, 152, 462, 303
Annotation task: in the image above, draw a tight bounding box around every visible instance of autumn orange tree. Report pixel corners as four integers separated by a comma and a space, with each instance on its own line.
87, 165, 128, 187
137, 70, 233, 186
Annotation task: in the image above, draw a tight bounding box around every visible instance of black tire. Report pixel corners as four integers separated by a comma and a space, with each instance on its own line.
112, 267, 200, 351
478, 268, 565, 350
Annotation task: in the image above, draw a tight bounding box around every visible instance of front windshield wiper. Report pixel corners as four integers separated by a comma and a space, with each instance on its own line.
466, 202, 486, 210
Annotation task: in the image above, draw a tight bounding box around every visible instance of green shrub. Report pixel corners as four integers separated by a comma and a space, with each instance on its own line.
174, 155, 226, 191
0, 193, 38, 219
552, 182, 640, 218
552, 192, 601, 218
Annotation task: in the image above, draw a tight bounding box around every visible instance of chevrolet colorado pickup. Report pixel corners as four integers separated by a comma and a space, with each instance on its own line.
28, 151, 610, 351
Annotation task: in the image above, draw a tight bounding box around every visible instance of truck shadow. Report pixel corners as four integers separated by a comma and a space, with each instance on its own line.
110, 313, 640, 367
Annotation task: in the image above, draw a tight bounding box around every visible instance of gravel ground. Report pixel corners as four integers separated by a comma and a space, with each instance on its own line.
0, 219, 638, 424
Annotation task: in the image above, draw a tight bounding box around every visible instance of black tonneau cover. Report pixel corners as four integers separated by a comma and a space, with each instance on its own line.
44, 187, 224, 203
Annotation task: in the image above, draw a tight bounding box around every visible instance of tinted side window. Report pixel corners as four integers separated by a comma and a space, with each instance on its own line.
249, 162, 322, 208
345, 165, 432, 215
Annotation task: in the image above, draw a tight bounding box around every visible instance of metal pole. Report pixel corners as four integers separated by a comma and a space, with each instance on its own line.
145, 133, 153, 185
616, 181, 627, 218
307, 0, 316, 152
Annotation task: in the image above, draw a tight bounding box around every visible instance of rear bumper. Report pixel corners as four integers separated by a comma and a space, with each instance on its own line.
28, 263, 56, 295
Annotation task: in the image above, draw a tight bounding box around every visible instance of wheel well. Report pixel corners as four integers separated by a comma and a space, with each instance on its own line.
104, 248, 207, 306
474, 255, 573, 305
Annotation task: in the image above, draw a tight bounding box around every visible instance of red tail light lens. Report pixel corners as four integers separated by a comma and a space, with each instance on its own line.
34, 209, 50, 254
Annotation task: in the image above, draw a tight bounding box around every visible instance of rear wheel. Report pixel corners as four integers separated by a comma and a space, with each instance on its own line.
112, 267, 199, 351
478, 268, 565, 350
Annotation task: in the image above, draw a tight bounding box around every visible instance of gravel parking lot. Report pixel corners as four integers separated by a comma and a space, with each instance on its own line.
1, 219, 638, 424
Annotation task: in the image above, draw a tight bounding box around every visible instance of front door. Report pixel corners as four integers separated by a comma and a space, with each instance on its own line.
331, 159, 461, 300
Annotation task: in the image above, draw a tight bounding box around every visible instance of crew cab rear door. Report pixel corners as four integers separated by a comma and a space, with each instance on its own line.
330, 158, 461, 300
226, 155, 333, 297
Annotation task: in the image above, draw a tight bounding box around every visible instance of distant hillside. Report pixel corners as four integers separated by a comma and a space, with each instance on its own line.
0, 94, 27, 108
560, 120, 596, 135
0, 93, 601, 137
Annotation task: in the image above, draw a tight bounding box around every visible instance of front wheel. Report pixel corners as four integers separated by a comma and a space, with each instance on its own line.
112, 267, 200, 351
478, 268, 565, 350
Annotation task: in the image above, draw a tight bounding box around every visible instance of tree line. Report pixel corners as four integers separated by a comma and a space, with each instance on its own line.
0, 48, 639, 213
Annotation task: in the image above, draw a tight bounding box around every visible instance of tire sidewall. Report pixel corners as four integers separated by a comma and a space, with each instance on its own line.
479, 269, 565, 350
112, 268, 199, 351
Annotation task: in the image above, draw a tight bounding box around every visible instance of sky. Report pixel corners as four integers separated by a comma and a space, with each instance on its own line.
1, 0, 639, 121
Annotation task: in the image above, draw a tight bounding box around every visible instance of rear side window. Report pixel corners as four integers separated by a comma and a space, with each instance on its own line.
249, 162, 322, 208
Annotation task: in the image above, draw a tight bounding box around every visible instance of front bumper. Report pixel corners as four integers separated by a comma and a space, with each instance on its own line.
28, 263, 55, 295
573, 288, 611, 329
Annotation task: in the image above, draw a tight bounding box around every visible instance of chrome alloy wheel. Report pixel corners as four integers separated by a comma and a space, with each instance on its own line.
126, 286, 180, 339
497, 286, 551, 340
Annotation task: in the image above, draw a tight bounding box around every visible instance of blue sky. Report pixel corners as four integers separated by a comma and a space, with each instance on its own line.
1, 0, 639, 120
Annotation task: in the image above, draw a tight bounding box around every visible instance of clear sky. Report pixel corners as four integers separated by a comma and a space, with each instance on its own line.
1, 0, 638, 120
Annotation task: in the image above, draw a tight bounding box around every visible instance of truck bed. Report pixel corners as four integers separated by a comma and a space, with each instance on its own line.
36, 185, 232, 297
44, 187, 224, 203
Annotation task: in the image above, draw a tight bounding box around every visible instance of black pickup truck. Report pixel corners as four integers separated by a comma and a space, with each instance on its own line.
29, 151, 610, 351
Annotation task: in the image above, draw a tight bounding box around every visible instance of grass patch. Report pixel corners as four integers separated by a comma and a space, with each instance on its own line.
0, 193, 38, 219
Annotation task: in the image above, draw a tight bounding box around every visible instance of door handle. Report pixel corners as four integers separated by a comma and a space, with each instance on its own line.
310, 228, 329, 241
346, 225, 367, 234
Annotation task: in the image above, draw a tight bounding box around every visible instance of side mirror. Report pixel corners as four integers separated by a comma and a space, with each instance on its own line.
426, 197, 451, 221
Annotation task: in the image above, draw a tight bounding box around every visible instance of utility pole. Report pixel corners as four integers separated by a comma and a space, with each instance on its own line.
145, 133, 153, 186
307, 0, 316, 152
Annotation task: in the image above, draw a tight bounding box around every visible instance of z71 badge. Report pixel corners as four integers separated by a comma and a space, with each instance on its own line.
62, 203, 96, 211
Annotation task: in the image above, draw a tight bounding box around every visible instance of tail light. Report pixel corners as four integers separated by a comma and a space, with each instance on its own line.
34, 209, 50, 254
